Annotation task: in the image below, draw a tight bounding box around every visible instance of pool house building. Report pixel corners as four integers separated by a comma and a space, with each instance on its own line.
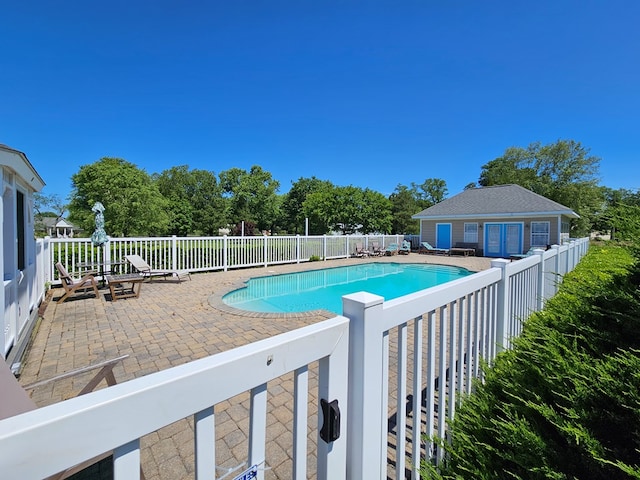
413, 184, 579, 258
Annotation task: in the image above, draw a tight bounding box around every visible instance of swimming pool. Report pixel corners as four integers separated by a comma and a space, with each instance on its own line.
222, 262, 472, 314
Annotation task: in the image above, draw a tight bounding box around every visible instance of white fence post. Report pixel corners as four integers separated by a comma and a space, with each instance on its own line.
296, 235, 301, 264
570, 240, 577, 270
535, 248, 546, 311
343, 291, 386, 480
323, 235, 327, 261
43, 236, 51, 285
171, 235, 178, 271
223, 235, 228, 272
551, 244, 561, 286
316, 318, 350, 480
490, 259, 510, 353
263, 235, 268, 268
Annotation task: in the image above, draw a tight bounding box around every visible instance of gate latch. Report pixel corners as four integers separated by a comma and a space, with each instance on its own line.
320, 398, 341, 443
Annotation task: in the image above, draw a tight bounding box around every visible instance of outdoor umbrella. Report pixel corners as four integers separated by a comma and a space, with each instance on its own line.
90, 202, 109, 283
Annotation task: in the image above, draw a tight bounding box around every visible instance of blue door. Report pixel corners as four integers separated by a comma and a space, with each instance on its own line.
436, 223, 452, 250
484, 223, 522, 257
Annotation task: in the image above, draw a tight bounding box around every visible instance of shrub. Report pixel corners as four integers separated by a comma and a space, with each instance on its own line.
425, 244, 640, 479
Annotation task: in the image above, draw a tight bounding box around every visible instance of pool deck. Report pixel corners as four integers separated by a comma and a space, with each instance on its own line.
17, 253, 492, 479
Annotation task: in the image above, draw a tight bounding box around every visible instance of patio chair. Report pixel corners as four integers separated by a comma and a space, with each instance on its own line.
0, 355, 146, 479
384, 243, 399, 256
369, 241, 383, 256
353, 242, 369, 258
399, 240, 411, 255
418, 242, 449, 256
54, 262, 101, 304
124, 254, 191, 282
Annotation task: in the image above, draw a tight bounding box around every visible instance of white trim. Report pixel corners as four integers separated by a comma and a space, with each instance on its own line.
530, 220, 550, 247
0, 146, 45, 192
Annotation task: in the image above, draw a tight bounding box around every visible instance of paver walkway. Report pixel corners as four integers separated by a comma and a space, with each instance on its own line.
18, 253, 491, 479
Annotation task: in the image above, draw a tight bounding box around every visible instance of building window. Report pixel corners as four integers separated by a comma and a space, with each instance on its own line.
531, 221, 550, 247
464, 223, 478, 243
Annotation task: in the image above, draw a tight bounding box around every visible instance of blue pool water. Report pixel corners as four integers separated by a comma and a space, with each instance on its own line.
222, 262, 472, 314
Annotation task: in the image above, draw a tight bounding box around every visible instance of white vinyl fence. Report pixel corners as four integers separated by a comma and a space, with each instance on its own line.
344, 239, 589, 479
0, 316, 350, 480
44, 234, 405, 284
1, 238, 589, 479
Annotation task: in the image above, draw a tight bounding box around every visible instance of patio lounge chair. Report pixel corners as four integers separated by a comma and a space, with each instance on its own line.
418, 242, 449, 256
124, 254, 191, 282
399, 240, 411, 255
384, 243, 399, 256
509, 247, 539, 261
54, 262, 101, 303
0, 355, 145, 479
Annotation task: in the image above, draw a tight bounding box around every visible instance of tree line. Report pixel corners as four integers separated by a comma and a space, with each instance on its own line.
34, 139, 639, 239
36, 161, 448, 237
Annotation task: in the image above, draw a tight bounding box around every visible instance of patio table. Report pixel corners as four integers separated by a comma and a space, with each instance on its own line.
106, 274, 144, 301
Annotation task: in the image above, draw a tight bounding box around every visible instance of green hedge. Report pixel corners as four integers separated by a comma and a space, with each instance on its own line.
424, 243, 640, 479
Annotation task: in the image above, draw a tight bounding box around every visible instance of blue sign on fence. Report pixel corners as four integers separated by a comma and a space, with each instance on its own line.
233, 464, 258, 480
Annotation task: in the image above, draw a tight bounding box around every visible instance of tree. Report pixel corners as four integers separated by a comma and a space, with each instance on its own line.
478, 140, 602, 236
412, 178, 448, 209
360, 188, 393, 234
389, 184, 420, 234
303, 184, 392, 235
301, 186, 335, 235
68, 157, 169, 236
594, 188, 640, 241
34, 192, 68, 237
219, 165, 280, 233
154, 166, 195, 236
281, 177, 334, 234
388, 179, 447, 234
154, 166, 228, 236
34, 192, 67, 218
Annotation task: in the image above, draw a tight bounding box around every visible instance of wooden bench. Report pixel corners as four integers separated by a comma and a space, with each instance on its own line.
450, 242, 477, 256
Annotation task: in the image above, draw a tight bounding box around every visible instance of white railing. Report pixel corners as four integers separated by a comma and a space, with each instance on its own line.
2, 238, 589, 479
44, 234, 405, 284
0, 316, 350, 480
343, 238, 589, 479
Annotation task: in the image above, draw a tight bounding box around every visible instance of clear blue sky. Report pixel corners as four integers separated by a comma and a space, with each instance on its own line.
2, 1, 638, 202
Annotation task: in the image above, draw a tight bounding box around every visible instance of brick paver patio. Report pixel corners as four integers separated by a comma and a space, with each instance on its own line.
18, 253, 491, 479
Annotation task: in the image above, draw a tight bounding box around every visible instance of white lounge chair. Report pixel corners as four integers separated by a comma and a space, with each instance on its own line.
124, 254, 191, 282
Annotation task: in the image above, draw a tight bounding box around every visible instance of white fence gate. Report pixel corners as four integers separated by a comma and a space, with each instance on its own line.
0, 317, 350, 480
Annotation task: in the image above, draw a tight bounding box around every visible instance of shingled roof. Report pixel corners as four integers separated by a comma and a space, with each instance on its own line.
412, 184, 579, 219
